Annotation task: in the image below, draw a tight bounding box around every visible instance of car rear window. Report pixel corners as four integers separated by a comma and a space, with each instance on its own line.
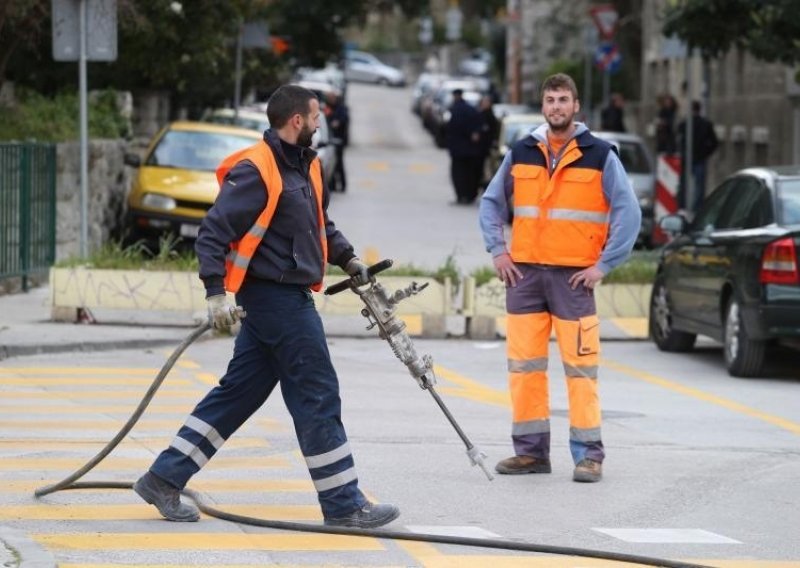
614, 141, 651, 174
777, 179, 800, 225
146, 130, 257, 171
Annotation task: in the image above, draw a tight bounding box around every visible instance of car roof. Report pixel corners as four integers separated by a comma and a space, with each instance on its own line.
207, 108, 267, 121
168, 120, 262, 138
738, 166, 800, 179
502, 113, 545, 124
592, 131, 646, 143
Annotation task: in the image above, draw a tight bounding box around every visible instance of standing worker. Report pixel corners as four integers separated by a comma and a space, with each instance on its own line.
478, 73, 640, 483
133, 85, 399, 528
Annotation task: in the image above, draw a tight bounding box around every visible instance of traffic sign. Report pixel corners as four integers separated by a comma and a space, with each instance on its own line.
52, 0, 117, 62
589, 4, 618, 40
595, 41, 621, 74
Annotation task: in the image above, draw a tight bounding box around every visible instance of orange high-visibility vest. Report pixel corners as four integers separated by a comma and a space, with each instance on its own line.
510, 138, 610, 266
215, 140, 327, 293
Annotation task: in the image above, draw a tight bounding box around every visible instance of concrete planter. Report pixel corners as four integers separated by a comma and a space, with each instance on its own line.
49, 267, 452, 337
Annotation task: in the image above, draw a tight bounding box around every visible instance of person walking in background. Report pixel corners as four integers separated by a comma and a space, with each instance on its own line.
446, 88, 483, 205
677, 100, 719, 212
655, 94, 678, 154
478, 94, 499, 190
133, 85, 399, 529
600, 92, 626, 132
324, 91, 349, 192
479, 73, 640, 483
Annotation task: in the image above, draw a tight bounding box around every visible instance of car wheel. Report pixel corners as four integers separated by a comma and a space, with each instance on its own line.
378, 77, 390, 86
649, 277, 696, 352
723, 297, 765, 377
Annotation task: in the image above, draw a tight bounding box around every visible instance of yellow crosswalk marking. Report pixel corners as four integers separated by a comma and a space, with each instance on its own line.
0, 478, 311, 493
0, 368, 160, 375
0, 455, 289, 470
0, 419, 193, 430
0, 377, 194, 386
1, 389, 203, 399
60, 564, 409, 568
433, 365, 508, 407
35, 532, 384, 551
0, 436, 269, 451
0, 504, 321, 521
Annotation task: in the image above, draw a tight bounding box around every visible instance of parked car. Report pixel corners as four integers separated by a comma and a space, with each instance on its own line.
457, 48, 492, 77
124, 121, 262, 245
344, 50, 406, 86
593, 131, 656, 248
203, 107, 339, 190
488, 112, 546, 174
649, 166, 800, 377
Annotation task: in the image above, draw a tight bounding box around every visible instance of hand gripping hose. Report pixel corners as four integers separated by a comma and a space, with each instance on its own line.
33, 274, 717, 568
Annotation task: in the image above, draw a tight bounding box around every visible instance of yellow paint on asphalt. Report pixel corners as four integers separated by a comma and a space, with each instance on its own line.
433, 365, 508, 407
409, 163, 434, 173
357, 179, 378, 189
0, 368, 159, 375
194, 371, 219, 386
604, 359, 800, 436
0, 504, 321, 521
0, 389, 203, 399
0, 403, 196, 414
0, 455, 289, 470
0, 419, 200, 430
35, 532, 384, 551
367, 161, 389, 172
60, 565, 409, 568
175, 359, 201, 369
0, 436, 268, 451
0, 377, 194, 386
0, 477, 310, 493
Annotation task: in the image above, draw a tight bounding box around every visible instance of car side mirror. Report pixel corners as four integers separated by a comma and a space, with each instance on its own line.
659, 213, 687, 236
124, 152, 141, 168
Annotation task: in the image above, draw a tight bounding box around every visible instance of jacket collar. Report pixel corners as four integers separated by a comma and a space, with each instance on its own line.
263, 128, 317, 171
526, 122, 591, 148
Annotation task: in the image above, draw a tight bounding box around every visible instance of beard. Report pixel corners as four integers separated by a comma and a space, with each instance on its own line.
297, 123, 315, 148
546, 112, 574, 134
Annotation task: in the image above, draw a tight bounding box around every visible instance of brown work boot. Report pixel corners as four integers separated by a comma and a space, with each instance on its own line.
495, 455, 552, 475
573, 459, 602, 482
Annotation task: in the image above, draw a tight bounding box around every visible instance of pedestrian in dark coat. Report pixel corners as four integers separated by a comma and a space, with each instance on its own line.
677, 100, 719, 212
325, 92, 349, 192
445, 89, 482, 204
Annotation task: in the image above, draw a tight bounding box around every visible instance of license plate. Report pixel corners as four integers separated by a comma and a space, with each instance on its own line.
180, 223, 200, 238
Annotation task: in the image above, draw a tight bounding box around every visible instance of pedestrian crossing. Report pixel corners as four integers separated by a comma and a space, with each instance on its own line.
0, 361, 790, 567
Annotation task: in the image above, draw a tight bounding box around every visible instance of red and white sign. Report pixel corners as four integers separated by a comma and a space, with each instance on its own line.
590, 4, 619, 40
653, 154, 682, 245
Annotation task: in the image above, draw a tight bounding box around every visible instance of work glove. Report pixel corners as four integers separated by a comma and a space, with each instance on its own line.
344, 257, 372, 287
207, 294, 245, 331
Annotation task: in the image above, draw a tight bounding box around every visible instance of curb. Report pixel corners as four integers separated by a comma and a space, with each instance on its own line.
0, 526, 56, 568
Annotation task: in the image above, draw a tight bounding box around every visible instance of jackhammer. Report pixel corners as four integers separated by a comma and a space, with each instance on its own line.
325, 259, 493, 481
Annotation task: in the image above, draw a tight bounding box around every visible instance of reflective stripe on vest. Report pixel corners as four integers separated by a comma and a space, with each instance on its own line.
510, 138, 610, 266
215, 140, 327, 293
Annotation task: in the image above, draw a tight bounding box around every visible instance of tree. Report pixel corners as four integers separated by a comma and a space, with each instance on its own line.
0, 0, 48, 86
663, 0, 800, 65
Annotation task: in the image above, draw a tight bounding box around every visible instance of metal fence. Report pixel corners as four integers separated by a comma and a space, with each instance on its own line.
0, 142, 57, 291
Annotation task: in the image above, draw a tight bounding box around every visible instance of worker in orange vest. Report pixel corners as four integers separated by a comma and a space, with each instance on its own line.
133, 85, 399, 528
479, 73, 641, 483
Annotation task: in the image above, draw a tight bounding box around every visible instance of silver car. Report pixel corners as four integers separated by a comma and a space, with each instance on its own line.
593, 131, 656, 248
344, 50, 406, 86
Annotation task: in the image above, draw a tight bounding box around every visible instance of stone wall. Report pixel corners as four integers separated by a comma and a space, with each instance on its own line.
55, 139, 133, 261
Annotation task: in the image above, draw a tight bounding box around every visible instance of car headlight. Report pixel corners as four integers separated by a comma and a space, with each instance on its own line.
142, 193, 177, 211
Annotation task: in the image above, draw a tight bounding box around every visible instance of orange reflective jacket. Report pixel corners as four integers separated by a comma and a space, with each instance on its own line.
215, 140, 327, 293
510, 136, 610, 266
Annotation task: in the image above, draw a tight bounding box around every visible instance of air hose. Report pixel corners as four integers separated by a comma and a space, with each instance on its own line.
33, 319, 716, 568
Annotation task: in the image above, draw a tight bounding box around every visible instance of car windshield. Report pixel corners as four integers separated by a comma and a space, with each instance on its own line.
146, 130, 257, 171
506, 121, 542, 146
777, 179, 800, 225
613, 141, 651, 174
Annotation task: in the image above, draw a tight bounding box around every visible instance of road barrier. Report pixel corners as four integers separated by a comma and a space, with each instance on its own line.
653, 153, 681, 245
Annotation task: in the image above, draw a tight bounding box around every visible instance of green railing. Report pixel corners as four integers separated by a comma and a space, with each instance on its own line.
0, 142, 57, 291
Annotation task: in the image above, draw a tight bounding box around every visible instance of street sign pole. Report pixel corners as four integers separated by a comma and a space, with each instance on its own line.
79, 0, 89, 259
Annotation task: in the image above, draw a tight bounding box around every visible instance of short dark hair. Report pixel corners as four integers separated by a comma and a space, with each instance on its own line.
540, 73, 578, 100
452, 88, 464, 97
267, 85, 317, 129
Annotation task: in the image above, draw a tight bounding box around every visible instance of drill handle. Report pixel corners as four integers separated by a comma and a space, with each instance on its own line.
324, 259, 394, 296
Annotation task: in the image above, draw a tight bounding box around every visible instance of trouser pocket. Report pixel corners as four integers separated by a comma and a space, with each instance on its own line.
577, 315, 600, 356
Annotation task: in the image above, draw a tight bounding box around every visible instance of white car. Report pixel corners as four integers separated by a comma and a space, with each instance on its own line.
344, 50, 406, 86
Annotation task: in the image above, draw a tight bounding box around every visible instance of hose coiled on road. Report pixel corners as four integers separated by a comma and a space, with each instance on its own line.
34, 322, 717, 568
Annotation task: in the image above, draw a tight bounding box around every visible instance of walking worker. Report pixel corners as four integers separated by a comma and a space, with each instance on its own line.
478, 73, 640, 483
133, 85, 400, 528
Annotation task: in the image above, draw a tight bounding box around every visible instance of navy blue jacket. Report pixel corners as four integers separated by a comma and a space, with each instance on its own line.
196, 129, 356, 297
446, 98, 482, 158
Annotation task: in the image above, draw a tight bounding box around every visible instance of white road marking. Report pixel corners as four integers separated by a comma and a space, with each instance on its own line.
593, 528, 741, 544
406, 525, 502, 539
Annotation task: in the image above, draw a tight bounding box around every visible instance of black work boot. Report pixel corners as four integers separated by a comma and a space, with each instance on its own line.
495, 455, 552, 475
323, 502, 400, 529
133, 472, 200, 522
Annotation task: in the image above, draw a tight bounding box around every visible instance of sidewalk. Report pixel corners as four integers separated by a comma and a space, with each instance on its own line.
0, 285, 649, 362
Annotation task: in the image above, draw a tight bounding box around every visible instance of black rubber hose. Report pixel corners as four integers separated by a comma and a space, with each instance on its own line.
33, 323, 718, 568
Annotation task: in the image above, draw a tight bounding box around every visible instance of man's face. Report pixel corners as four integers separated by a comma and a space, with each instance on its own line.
297, 98, 320, 148
542, 87, 579, 133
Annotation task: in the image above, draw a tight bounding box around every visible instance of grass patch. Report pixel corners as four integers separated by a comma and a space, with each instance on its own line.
56, 235, 198, 271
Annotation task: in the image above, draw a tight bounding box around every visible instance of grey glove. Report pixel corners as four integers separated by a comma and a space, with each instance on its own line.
207, 294, 245, 330
344, 257, 372, 286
